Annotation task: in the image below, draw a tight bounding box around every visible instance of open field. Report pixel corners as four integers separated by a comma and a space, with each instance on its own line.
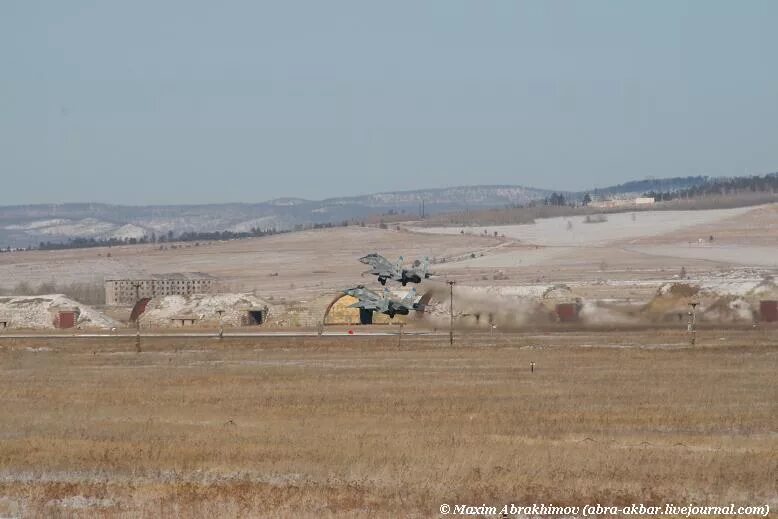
415, 204, 778, 274
0, 226, 501, 303
1, 205, 776, 320
413, 204, 778, 303
1, 205, 775, 298
0, 330, 776, 517
413, 206, 759, 247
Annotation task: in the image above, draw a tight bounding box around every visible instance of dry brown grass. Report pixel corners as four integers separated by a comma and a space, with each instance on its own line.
0, 330, 776, 517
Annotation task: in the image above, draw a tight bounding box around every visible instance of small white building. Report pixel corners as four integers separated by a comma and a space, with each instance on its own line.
590, 197, 655, 209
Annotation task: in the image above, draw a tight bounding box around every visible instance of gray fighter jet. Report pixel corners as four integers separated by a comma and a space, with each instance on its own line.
343, 285, 418, 324
359, 253, 431, 286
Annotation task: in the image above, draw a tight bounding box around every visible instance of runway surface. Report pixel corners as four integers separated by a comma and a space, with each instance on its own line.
0, 330, 442, 339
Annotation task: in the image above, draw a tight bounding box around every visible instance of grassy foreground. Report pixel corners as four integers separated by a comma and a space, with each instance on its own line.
0, 330, 776, 517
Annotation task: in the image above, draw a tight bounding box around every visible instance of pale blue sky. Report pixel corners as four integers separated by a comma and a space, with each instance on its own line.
1, 1, 776, 205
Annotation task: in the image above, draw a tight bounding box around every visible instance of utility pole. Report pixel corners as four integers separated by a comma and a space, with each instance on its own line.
131, 282, 143, 352
216, 309, 224, 339
448, 280, 455, 346
687, 302, 698, 346
132, 282, 142, 331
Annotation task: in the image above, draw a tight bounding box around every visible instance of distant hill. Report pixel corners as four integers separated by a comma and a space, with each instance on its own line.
588, 176, 711, 198
0, 177, 715, 248
644, 172, 778, 201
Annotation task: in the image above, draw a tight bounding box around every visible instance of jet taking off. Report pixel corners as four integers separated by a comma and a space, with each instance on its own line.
359, 253, 431, 286
343, 285, 418, 324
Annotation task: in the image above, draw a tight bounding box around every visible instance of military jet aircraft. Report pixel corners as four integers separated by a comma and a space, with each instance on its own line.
343, 285, 418, 324
358, 253, 431, 286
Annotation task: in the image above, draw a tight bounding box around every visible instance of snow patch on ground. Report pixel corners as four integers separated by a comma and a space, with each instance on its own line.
5, 218, 148, 242
46, 495, 115, 509
229, 216, 283, 233
626, 244, 778, 267
688, 269, 777, 297
646, 272, 778, 323
33, 218, 117, 238
107, 223, 147, 241
412, 206, 756, 247
4, 219, 70, 230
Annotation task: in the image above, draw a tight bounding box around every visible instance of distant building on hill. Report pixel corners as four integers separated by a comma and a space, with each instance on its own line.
590, 196, 655, 209
104, 273, 217, 305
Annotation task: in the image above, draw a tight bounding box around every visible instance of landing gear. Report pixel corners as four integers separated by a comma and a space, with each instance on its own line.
359, 308, 374, 325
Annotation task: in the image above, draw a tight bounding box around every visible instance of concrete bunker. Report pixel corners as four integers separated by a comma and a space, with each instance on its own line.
54, 309, 79, 329
137, 294, 273, 328
542, 285, 582, 322
243, 308, 266, 326
761, 300, 778, 322
555, 302, 580, 322
0, 295, 119, 330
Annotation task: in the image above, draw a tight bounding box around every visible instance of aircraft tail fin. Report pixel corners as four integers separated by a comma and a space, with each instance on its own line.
420, 257, 430, 276
401, 288, 416, 306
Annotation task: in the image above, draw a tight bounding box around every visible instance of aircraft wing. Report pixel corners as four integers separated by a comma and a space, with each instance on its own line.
359, 253, 396, 276
344, 286, 382, 310
349, 299, 379, 310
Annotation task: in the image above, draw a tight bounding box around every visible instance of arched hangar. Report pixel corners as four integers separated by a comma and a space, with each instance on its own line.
323, 290, 432, 325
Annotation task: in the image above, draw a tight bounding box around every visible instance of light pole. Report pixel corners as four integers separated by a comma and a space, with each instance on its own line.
688, 302, 698, 346
132, 282, 142, 330
132, 282, 143, 353
216, 309, 224, 339
448, 280, 455, 346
